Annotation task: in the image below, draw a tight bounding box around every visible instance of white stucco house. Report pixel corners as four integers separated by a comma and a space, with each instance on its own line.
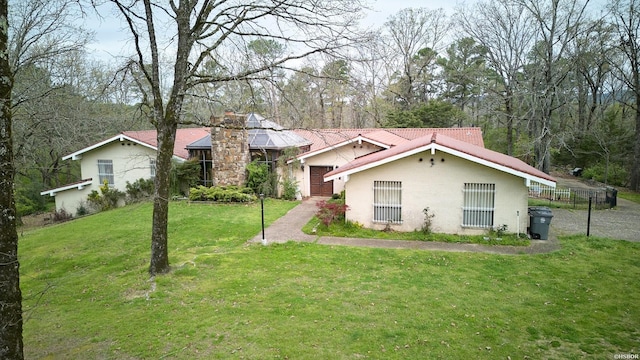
289, 128, 486, 198
320, 131, 556, 235
42, 112, 555, 234
40, 128, 211, 215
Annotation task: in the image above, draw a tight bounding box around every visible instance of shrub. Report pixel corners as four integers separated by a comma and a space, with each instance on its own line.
188, 185, 257, 203
87, 180, 125, 211
582, 162, 628, 187
281, 177, 298, 200
246, 161, 272, 196
52, 208, 73, 222
125, 178, 155, 203
170, 159, 202, 196
316, 200, 349, 227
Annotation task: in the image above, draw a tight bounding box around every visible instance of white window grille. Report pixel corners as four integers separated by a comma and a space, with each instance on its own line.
462, 183, 495, 228
373, 181, 402, 223
150, 159, 156, 179
98, 160, 114, 186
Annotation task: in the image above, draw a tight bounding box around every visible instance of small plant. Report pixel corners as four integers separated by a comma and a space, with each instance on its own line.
495, 224, 508, 237
281, 177, 298, 201
125, 178, 155, 203
76, 202, 89, 216
421, 207, 436, 234
87, 180, 125, 211
52, 208, 73, 222
315, 200, 349, 227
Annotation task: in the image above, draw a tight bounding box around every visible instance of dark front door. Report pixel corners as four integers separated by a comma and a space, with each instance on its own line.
310, 166, 334, 196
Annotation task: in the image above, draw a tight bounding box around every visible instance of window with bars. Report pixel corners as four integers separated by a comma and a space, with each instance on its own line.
97, 159, 114, 186
150, 159, 156, 179
373, 180, 402, 223
462, 183, 495, 228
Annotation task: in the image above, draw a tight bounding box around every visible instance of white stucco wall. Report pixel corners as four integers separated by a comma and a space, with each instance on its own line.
344, 150, 529, 235
54, 187, 92, 215
52, 141, 157, 216
293, 142, 384, 197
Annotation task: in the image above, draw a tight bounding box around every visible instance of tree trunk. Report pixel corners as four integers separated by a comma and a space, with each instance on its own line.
149, 121, 176, 275
631, 92, 640, 191
0, 0, 24, 356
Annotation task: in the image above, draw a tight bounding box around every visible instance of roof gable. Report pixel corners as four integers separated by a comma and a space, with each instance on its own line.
63, 128, 211, 161
292, 127, 484, 160
325, 132, 556, 187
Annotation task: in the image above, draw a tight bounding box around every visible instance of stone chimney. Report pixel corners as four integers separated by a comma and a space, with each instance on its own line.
210, 112, 249, 187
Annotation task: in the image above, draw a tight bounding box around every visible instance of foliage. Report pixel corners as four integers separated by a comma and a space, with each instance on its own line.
315, 199, 349, 227
246, 160, 276, 197
246, 160, 270, 195
19, 202, 640, 358
280, 177, 298, 201
278, 147, 301, 200
384, 100, 466, 128
170, 159, 201, 196
188, 185, 257, 203
492, 224, 508, 238
582, 162, 629, 187
125, 178, 155, 203
87, 180, 125, 212
15, 176, 49, 217
52, 208, 73, 222
421, 207, 436, 234
75, 202, 89, 217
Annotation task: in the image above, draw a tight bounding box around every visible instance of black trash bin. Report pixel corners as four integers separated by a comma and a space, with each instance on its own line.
528, 206, 553, 240
606, 187, 618, 208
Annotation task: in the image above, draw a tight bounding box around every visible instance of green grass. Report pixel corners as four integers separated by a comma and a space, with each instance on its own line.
619, 190, 640, 204
302, 216, 530, 246
20, 200, 640, 359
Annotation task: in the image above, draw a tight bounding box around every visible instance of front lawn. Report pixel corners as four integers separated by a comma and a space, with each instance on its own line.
19, 200, 640, 359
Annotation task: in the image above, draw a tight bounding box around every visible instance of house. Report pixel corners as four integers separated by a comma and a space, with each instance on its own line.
289, 128, 485, 198
42, 111, 555, 234
320, 132, 556, 235
40, 113, 310, 215
40, 128, 211, 215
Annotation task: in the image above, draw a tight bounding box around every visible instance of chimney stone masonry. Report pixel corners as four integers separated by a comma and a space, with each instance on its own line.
210, 113, 249, 187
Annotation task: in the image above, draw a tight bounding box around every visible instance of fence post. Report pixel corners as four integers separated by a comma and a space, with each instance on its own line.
587, 195, 592, 237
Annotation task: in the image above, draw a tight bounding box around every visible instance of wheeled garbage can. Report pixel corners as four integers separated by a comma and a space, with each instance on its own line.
528, 206, 553, 240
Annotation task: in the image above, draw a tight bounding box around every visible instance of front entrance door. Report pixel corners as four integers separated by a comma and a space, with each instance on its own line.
310, 166, 334, 196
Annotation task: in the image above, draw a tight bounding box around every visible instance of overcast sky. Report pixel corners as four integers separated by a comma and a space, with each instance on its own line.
85, 1, 462, 59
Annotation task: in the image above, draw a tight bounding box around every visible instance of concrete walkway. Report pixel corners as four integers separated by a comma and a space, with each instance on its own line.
250, 198, 561, 255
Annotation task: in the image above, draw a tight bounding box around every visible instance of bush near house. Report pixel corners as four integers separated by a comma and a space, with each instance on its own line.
87, 180, 125, 211
188, 185, 257, 202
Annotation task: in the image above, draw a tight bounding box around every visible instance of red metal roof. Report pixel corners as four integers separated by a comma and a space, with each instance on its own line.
325, 132, 556, 185
292, 127, 484, 155
121, 128, 211, 159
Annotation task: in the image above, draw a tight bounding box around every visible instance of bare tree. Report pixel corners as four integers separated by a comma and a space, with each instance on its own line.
106, 0, 365, 275
383, 7, 450, 109
0, 0, 23, 358
517, 0, 590, 174
609, 0, 640, 191
458, 0, 536, 155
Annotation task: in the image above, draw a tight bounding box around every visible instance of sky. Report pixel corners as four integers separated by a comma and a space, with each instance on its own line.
84, 0, 463, 59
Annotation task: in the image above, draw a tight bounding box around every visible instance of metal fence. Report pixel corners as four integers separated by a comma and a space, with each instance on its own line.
529, 183, 617, 210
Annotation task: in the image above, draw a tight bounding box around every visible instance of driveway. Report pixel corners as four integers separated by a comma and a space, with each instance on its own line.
551, 197, 640, 241
551, 175, 640, 242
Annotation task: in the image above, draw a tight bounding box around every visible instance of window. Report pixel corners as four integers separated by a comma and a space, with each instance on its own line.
373, 181, 402, 223
97, 160, 114, 186
462, 183, 495, 228
150, 159, 156, 179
